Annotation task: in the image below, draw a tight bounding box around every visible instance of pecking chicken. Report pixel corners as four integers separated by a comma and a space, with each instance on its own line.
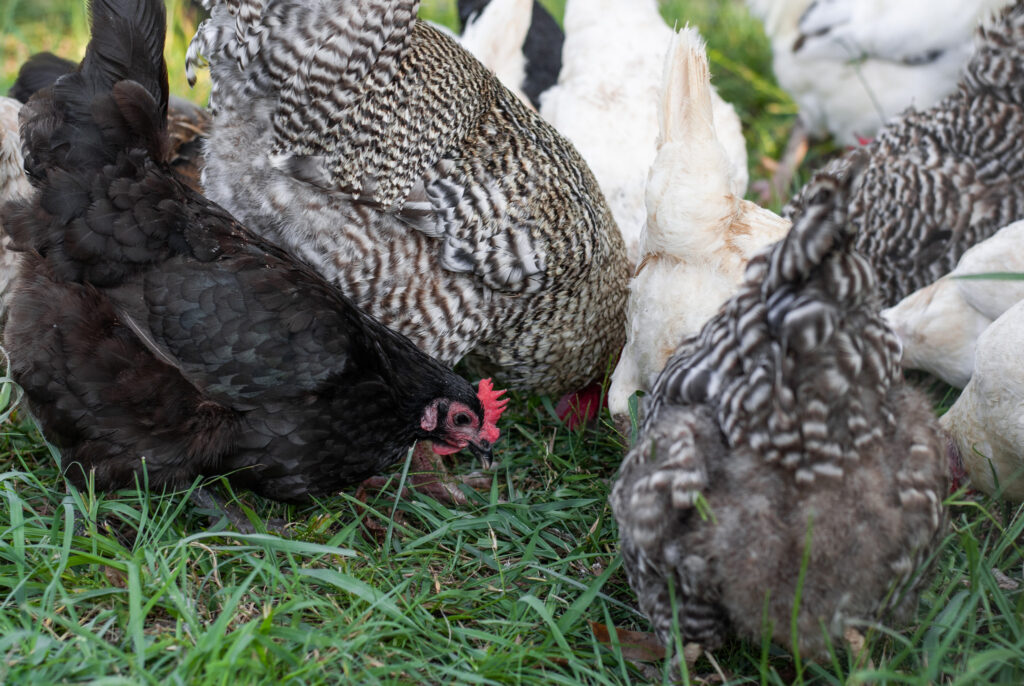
3, 0, 507, 503
10, 51, 211, 194
457, 0, 563, 109
538, 0, 748, 266
746, 0, 1010, 147
943, 299, 1024, 500
608, 28, 790, 420
882, 220, 1024, 388
785, 0, 1024, 306
611, 152, 948, 658
186, 0, 629, 399
0, 97, 32, 321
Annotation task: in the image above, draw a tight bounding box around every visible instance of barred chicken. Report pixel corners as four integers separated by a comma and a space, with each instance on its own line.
611, 152, 948, 658
457, 0, 563, 109
0, 97, 31, 321
3, 0, 506, 503
608, 28, 789, 419
786, 0, 1024, 306
943, 299, 1024, 500
10, 51, 211, 193
186, 0, 628, 398
538, 0, 748, 266
883, 220, 1024, 388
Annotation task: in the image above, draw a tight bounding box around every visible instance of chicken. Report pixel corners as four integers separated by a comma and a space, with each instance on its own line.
0, 97, 32, 321
943, 299, 1024, 500
457, 0, 563, 109
610, 151, 947, 658
2, 0, 507, 503
185, 0, 628, 399
746, 0, 1010, 147
882, 220, 1024, 388
785, 1, 1024, 306
10, 51, 211, 194
608, 28, 790, 419
538, 0, 748, 265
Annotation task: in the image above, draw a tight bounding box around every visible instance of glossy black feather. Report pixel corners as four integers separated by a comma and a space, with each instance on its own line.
3, 0, 487, 502
8, 52, 77, 104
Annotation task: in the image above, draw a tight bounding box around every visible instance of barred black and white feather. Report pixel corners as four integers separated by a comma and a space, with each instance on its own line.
611, 152, 948, 658
186, 0, 628, 396
786, 1, 1024, 306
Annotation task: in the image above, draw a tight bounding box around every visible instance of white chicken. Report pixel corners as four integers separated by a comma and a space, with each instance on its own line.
942, 298, 1024, 500
607, 28, 790, 419
882, 220, 1024, 388
457, 0, 535, 107
0, 97, 31, 320
539, 0, 748, 265
746, 0, 1011, 147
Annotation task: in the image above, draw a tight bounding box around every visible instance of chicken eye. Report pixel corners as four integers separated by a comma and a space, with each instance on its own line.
453, 412, 473, 427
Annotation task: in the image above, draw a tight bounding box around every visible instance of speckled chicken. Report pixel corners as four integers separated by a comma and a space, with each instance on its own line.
611, 152, 948, 658
539, 0, 748, 265
883, 220, 1024, 388
785, 1, 1024, 306
10, 51, 211, 194
608, 28, 789, 419
3, 0, 507, 503
0, 97, 32, 321
186, 0, 628, 398
457, 0, 563, 109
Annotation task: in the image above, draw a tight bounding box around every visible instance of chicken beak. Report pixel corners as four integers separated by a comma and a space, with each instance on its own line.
468, 441, 495, 470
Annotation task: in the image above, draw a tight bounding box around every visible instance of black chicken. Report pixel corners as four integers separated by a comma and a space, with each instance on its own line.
2, 0, 507, 503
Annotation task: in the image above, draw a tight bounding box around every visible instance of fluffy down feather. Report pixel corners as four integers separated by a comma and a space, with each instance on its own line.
611, 151, 947, 657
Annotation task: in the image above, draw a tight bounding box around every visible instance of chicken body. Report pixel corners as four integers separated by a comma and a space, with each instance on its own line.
188, 0, 628, 398
608, 29, 789, 418
0, 97, 31, 321
883, 220, 1024, 388
611, 152, 947, 657
4, 0, 502, 503
539, 0, 748, 266
785, 1, 1024, 306
457, 0, 563, 109
747, 0, 1010, 145
943, 299, 1024, 500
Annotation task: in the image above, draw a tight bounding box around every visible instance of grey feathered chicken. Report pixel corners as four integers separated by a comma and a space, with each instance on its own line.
786, 0, 1024, 306
611, 152, 948, 658
185, 0, 629, 398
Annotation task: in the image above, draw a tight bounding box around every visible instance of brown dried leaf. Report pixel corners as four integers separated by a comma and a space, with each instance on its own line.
590, 621, 664, 662
102, 566, 127, 589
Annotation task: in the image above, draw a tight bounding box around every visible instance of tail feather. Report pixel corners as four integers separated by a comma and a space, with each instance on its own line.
659, 27, 714, 147
21, 0, 168, 179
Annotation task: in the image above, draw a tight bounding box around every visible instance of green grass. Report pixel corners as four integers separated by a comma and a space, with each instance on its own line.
2, 0, 1023, 683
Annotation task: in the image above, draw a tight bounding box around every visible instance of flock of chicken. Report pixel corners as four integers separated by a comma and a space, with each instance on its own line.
1, 0, 1023, 664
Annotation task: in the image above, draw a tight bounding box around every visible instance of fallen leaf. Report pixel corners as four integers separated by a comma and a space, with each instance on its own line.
590, 621, 664, 662
992, 567, 1020, 591
102, 566, 127, 589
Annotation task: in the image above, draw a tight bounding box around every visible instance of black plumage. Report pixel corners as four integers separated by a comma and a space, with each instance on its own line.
9, 50, 211, 193
457, 0, 564, 109
2, 0, 504, 503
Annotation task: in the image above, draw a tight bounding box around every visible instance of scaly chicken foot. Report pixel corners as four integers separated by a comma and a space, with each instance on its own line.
358, 441, 494, 506
189, 487, 291, 537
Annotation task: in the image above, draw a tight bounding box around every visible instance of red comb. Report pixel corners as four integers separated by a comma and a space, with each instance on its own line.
477, 378, 508, 444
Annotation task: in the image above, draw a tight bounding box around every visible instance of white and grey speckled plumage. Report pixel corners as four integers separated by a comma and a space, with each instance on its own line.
786, 1, 1024, 306
0, 98, 32, 320
611, 152, 947, 658
187, 0, 629, 397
